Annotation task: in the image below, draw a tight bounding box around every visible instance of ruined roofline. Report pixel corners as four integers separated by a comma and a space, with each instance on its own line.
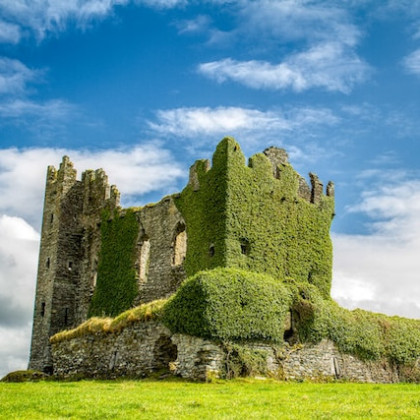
188, 137, 334, 205
45, 155, 121, 208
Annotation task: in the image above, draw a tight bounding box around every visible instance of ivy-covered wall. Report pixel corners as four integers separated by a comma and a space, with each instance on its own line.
89, 209, 140, 317
176, 137, 334, 297
175, 156, 228, 275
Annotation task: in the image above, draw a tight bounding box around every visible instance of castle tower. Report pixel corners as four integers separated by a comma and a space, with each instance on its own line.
28, 157, 119, 373
177, 137, 335, 297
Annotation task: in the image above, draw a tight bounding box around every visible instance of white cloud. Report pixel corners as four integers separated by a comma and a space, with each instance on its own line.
0, 143, 184, 227
0, 0, 127, 39
191, 1, 370, 93
0, 20, 21, 44
404, 48, 420, 75
199, 42, 370, 93
0, 58, 40, 96
176, 15, 211, 34
0, 215, 39, 378
332, 179, 420, 319
235, 0, 361, 47
0, 98, 74, 119
0, 0, 186, 41
149, 106, 339, 139
0, 326, 33, 379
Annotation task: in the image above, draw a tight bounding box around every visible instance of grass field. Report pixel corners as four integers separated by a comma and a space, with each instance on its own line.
1, 379, 419, 419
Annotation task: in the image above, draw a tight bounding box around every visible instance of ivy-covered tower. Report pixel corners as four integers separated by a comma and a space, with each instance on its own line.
177, 137, 335, 297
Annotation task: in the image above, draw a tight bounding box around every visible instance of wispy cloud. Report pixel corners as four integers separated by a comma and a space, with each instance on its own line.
0, 0, 186, 42
0, 57, 76, 133
176, 15, 211, 34
149, 106, 339, 138
199, 42, 370, 93
0, 20, 21, 44
194, 1, 370, 93
403, 48, 420, 75
234, 0, 361, 47
0, 99, 74, 119
0, 58, 41, 96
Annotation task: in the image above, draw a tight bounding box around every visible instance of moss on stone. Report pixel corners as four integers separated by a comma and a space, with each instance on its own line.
1, 370, 47, 382
51, 299, 167, 343
89, 209, 140, 317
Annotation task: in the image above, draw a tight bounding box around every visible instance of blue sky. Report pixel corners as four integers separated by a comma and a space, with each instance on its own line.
1, 0, 420, 377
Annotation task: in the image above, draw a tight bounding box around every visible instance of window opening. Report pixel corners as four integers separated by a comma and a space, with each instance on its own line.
209, 245, 215, 257
240, 239, 250, 256
172, 225, 187, 267
139, 236, 151, 283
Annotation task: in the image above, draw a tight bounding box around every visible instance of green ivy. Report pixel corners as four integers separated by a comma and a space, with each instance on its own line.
175, 137, 334, 298
222, 343, 269, 378
89, 209, 140, 317
289, 282, 420, 363
162, 267, 293, 342
162, 268, 420, 365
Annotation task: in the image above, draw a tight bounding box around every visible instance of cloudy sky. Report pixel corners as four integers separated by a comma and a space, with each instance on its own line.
1, 0, 420, 378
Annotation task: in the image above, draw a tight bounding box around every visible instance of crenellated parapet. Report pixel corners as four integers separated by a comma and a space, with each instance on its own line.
81, 168, 120, 215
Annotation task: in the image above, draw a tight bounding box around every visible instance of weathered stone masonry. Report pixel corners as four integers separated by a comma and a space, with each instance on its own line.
51, 320, 401, 383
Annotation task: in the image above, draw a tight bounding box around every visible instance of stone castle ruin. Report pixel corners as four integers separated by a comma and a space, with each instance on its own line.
29, 137, 420, 382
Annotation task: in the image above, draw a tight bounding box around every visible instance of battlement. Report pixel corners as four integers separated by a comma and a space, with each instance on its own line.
188, 137, 333, 206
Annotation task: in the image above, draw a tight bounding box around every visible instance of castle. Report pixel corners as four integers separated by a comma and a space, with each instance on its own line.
29, 138, 420, 382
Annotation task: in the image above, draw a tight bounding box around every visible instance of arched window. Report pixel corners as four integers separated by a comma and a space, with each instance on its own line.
172, 223, 187, 267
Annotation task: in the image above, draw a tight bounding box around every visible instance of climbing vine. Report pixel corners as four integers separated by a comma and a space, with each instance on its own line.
89, 209, 140, 317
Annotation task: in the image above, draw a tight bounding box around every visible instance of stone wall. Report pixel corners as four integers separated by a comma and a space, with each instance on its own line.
51, 320, 407, 383
133, 196, 186, 305
52, 321, 176, 379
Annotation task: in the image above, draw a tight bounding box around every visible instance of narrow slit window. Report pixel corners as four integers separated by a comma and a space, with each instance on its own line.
68, 261, 73, 271
41, 302, 45, 317
209, 245, 215, 257
64, 308, 69, 326
46, 258, 50, 269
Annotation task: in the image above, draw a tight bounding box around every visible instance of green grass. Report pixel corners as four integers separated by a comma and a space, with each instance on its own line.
1, 379, 419, 419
